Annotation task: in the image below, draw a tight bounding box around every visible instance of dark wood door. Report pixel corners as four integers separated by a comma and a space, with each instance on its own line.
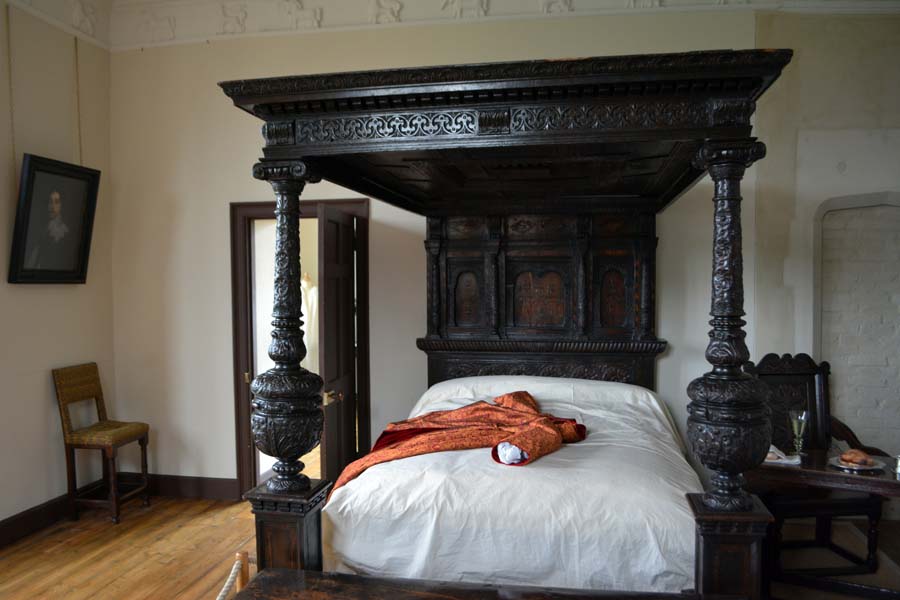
318, 204, 358, 481
231, 199, 370, 495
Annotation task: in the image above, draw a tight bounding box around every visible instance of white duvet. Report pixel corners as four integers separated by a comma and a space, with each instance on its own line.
322, 376, 702, 593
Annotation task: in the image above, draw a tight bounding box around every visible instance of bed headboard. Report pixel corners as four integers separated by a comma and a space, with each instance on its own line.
416, 211, 666, 390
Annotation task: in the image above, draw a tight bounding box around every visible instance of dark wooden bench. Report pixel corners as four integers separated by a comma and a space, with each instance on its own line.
234, 570, 744, 600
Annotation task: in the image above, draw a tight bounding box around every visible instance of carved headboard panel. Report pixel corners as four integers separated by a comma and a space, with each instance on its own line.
416, 211, 666, 390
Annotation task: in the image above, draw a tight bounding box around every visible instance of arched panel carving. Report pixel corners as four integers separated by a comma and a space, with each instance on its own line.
514, 271, 565, 327
599, 269, 626, 327
454, 271, 481, 326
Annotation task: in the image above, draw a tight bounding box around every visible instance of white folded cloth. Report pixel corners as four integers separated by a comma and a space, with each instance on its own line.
496, 441, 529, 465
764, 445, 801, 465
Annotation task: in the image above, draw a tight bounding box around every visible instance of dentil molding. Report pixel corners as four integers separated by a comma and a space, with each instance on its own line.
7, 0, 900, 51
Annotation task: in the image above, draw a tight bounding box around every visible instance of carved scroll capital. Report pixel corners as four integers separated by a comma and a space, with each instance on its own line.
252, 160, 321, 192
693, 139, 766, 171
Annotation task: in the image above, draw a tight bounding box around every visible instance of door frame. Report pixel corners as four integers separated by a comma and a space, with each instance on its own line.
229, 199, 371, 496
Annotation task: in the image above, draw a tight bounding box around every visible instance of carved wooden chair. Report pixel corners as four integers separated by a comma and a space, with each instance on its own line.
52, 363, 151, 524
745, 353, 888, 579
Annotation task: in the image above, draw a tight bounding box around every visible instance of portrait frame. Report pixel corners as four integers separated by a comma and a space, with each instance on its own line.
8, 154, 101, 284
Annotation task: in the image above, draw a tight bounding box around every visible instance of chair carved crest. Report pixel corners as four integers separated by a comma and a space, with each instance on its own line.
744, 353, 831, 453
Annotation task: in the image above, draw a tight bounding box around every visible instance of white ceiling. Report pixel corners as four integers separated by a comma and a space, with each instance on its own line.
10, 0, 900, 51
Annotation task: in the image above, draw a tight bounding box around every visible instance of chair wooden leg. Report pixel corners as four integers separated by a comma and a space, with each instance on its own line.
65, 445, 78, 521
772, 517, 784, 577
815, 516, 832, 546
102, 449, 110, 486
106, 447, 120, 524
867, 513, 881, 572
139, 434, 150, 506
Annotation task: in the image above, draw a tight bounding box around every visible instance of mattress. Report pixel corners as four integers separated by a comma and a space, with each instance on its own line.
322, 375, 702, 593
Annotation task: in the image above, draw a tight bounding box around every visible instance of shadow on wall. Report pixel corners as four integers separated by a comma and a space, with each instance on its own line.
656, 179, 718, 480
367, 206, 427, 442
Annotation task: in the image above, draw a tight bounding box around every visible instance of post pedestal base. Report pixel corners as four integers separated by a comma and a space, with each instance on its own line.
688, 492, 772, 600
245, 479, 332, 571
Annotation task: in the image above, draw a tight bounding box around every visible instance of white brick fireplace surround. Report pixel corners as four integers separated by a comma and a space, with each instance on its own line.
821, 203, 900, 516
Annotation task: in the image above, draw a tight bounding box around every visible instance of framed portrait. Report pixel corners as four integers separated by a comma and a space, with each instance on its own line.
8, 154, 101, 284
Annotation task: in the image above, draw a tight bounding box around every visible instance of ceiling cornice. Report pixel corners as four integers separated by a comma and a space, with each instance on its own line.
8, 0, 900, 52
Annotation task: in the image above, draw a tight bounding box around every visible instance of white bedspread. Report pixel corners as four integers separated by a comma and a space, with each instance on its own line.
322, 376, 702, 593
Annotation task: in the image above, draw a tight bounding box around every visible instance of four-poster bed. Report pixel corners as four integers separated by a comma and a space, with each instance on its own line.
220, 48, 792, 599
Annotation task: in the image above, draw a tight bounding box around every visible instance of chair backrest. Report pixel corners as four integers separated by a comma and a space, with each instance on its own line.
744, 353, 831, 453
52, 363, 108, 440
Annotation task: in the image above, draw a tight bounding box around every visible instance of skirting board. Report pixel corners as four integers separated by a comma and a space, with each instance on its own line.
0, 474, 240, 549
121, 473, 241, 501
0, 479, 104, 548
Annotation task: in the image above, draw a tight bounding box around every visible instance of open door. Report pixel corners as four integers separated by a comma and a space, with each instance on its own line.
318, 204, 362, 481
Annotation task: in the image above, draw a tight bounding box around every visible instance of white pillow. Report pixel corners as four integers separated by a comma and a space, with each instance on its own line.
408, 375, 685, 453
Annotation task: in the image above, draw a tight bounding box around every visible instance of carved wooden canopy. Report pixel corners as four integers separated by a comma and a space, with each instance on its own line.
221, 50, 791, 216
220, 50, 791, 391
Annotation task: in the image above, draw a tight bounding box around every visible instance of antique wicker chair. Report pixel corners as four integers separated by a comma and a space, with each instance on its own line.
745, 353, 888, 580
52, 363, 150, 524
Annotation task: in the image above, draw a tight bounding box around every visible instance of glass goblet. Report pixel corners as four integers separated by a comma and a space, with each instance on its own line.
789, 409, 809, 456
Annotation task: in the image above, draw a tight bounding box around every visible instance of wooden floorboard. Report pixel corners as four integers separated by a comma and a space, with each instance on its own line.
3, 495, 897, 600
0, 497, 256, 600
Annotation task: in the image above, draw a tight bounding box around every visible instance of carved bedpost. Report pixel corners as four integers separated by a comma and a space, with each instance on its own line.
687, 138, 772, 511
249, 159, 324, 494
245, 159, 332, 572
686, 140, 773, 600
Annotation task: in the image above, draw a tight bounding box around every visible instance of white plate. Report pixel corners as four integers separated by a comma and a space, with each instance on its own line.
828, 456, 886, 472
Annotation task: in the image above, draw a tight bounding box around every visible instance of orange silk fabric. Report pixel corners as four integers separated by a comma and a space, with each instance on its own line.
331, 391, 586, 494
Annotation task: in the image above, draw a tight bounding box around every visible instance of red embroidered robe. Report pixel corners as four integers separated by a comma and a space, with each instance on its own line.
331, 391, 586, 494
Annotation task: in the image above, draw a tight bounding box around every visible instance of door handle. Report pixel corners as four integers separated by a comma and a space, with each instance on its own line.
243, 372, 251, 384
323, 390, 344, 405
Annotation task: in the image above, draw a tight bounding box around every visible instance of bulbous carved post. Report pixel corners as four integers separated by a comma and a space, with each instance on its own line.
250, 160, 324, 493
687, 139, 772, 512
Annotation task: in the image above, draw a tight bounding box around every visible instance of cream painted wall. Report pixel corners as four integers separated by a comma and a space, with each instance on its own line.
754, 13, 900, 358
0, 6, 113, 519
108, 12, 756, 480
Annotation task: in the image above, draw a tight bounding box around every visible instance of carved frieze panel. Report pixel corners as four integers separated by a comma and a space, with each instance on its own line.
436, 357, 634, 384
296, 111, 478, 144
447, 216, 487, 240
507, 215, 576, 240
289, 99, 746, 148
510, 100, 706, 134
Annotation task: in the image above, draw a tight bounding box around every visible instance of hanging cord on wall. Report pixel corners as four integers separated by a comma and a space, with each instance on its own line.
74, 36, 83, 166
5, 4, 17, 175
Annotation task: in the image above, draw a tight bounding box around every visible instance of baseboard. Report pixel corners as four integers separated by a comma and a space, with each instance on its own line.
0, 479, 103, 548
1, 474, 241, 549
120, 472, 241, 501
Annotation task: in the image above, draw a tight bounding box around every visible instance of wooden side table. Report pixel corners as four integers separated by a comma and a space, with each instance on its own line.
244, 479, 332, 571
748, 451, 900, 599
